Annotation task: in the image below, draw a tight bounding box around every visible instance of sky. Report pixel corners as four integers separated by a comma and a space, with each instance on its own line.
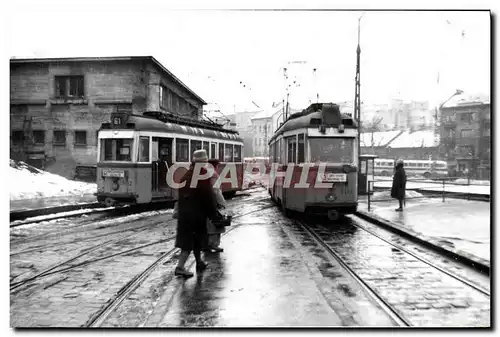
5, 7, 491, 115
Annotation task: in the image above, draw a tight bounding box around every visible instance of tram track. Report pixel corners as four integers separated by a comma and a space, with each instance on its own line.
295, 217, 490, 327
84, 203, 276, 328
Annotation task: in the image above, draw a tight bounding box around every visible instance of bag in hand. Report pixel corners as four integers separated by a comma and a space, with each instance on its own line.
211, 210, 232, 228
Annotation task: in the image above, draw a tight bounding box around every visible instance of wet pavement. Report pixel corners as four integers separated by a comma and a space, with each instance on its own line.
358, 198, 490, 262
144, 210, 396, 327
10, 188, 490, 327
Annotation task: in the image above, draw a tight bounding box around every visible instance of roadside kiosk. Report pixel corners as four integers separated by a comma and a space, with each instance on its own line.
358, 154, 377, 195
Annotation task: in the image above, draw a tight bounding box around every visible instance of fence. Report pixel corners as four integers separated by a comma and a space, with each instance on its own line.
366, 176, 490, 212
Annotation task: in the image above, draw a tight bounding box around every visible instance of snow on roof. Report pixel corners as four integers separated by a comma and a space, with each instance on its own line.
10, 160, 96, 200
388, 130, 439, 148
360, 131, 401, 147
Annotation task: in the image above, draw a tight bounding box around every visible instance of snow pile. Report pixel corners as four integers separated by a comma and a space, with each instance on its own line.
454, 179, 490, 186
9, 159, 97, 201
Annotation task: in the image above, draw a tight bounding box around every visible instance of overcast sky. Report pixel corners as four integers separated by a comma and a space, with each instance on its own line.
6, 8, 490, 114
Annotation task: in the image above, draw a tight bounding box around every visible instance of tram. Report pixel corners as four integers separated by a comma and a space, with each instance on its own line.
268, 103, 359, 220
96, 111, 244, 207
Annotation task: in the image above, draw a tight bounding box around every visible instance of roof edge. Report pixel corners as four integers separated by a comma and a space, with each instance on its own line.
10, 55, 207, 105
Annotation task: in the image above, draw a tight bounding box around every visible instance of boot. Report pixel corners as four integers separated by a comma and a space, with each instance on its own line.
174, 267, 194, 278
196, 261, 208, 272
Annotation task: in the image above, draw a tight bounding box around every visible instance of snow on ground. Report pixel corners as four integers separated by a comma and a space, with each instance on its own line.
373, 179, 490, 195
9, 160, 97, 201
388, 130, 438, 148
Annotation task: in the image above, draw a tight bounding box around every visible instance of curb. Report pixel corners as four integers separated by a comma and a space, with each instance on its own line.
355, 210, 490, 276
10, 203, 103, 222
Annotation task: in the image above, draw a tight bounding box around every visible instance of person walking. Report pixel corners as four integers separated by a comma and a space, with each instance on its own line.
205, 158, 226, 253
174, 149, 220, 278
391, 159, 407, 212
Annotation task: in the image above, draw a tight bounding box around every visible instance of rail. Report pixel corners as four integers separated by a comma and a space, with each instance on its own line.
366, 176, 490, 212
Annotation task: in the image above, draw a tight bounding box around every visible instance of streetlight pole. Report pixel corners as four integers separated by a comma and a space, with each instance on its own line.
354, 13, 364, 162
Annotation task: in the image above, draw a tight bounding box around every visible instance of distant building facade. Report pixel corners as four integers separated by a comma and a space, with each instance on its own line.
10, 56, 206, 178
439, 100, 491, 179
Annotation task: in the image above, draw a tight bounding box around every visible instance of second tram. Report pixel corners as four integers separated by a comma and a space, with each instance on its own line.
268, 103, 359, 220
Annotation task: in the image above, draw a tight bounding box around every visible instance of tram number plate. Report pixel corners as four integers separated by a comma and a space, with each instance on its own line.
322, 173, 346, 182
103, 169, 125, 178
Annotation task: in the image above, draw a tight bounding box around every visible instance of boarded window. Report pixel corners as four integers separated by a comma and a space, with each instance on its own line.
74, 130, 87, 145
138, 136, 150, 162
176, 138, 189, 162
460, 129, 474, 138
54, 130, 66, 145
33, 130, 45, 144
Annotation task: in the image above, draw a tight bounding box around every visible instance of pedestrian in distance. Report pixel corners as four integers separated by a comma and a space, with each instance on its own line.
391, 159, 407, 212
174, 149, 221, 278
205, 158, 227, 253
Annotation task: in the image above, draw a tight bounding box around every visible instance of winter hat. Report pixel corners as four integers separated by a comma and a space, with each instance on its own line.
192, 149, 208, 163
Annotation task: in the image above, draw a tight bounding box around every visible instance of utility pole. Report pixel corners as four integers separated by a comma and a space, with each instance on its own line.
354, 13, 364, 160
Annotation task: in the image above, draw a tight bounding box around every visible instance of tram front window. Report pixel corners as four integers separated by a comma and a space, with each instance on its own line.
100, 138, 133, 161
309, 138, 354, 163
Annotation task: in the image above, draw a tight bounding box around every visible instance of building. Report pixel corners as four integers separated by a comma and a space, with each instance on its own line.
10, 56, 206, 179
439, 97, 491, 179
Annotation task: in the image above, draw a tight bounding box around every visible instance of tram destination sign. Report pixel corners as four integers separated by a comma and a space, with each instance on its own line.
103, 169, 125, 178
322, 173, 347, 182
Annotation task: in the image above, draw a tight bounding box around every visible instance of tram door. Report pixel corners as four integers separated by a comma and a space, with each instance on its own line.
152, 137, 173, 199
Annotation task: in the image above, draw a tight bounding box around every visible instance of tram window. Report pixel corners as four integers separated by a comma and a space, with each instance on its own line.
417, 163, 423, 168
191, 140, 202, 153
297, 134, 305, 164
234, 145, 242, 162
210, 143, 216, 159
309, 138, 354, 163
101, 138, 133, 161
138, 136, 150, 162
287, 137, 297, 164
219, 143, 225, 161
202, 141, 210, 156
176, 138, 189, 162
225, 144, 234, 162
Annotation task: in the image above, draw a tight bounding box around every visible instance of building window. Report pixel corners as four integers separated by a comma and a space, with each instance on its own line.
11, 131, 23, 145
33, 130, 45, 144
53, 130, 66, 145
55, 76, 84, 98
460, 129, 474, 138
116, 104, 132, 113
459, 113, 472, 123
483, 123, 491, 136
74, 130, 87, 145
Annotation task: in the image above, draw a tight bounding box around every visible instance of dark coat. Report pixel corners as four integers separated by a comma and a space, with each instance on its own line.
391, 163, 407, 200
175, 166, 220, 251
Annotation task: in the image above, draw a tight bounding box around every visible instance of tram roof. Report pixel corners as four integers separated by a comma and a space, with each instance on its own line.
269, 103, 358, 143
99, 113, 244, 142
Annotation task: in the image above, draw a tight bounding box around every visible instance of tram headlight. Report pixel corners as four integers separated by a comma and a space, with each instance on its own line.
112, 179, 119, 191
325, 194, 336, 202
